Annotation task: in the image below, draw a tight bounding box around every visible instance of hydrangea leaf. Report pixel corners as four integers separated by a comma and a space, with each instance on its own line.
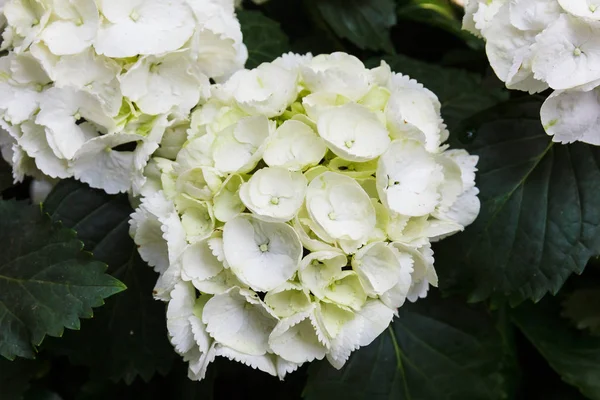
0, 158, 13, 193
562, 288, 600, 336
313, 0, 396, 54
0, 357, 46, 399
433, 98, 600, 304
42, 180, 175, 383
0, 199, 125, 360
512, 297, 600, 400
372, 55, 508, 132
304, 290, 516, 400
396, 0, 484, 50
238, 10, 290, 68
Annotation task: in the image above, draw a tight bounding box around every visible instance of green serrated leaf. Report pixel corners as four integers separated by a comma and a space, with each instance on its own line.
396, 0, 484, 50
433, 98, 600, 304
303, 291, 516, 400
0, 357, 46, 400
43, 180, 175, 384
0, 200, 124, 360
512, 297, 600, 400
562, 289, 600, 336
238, 10, 291, 68
314, 0, 397, 54
374, 54, 508, 132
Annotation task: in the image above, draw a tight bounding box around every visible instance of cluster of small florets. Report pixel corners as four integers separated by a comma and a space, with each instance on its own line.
464, 0, 600, 145
0, 0, 246, 193
130, 52, 481, 381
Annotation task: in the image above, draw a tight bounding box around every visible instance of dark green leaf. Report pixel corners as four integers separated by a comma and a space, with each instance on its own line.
562, 289, 600, 336
314, 0, 396, 54
0, 200, 124, 360
512, 297, 600, 400
23, 388, 63, 400
238, 10, 290, 68
0, 358, 46, 400
375, 54, 508, 132
43, 180, 175, 383
0, 157, 14, 193
434, 98, 600, 304
304, 290, 516, 400
397, 0, 484, 50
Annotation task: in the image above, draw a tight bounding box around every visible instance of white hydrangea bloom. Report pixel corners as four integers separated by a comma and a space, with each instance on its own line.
0, 0, 247, 192
463, 0, 600, 144
131, 53, 480, 381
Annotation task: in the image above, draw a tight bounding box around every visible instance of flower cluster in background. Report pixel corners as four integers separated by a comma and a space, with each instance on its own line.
0, 0, 246, 194
130, 52, 480, 381
464, 0, 600, 145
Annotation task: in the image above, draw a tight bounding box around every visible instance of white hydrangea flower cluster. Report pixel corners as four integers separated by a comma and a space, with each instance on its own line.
130, 52, 481, 381
0, 0, 247, 194
464, 0, 600, 145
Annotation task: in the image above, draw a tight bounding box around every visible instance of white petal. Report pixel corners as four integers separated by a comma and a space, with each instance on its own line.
301, 52, 373, 101
485, 4, 547, 93
264, 282, 312, 318
212, 116, 273, 174
328, 157, 378, 179
317, 103, 390, 162
558, 0, 600, 20
190, 295, 212, 353
298, 251, 347, 299
36, 87, 114, 160
276, 358, 303, 381
380, 249, 414, 310
377, 140, 444, 217
176, 167, 222, 201
215, 345, 277, 376
29, 178, 55, 204
306, 172, 376, 242
18, 121, 69, 178
192, 268, 244, 295
355, 299, 394, 347
434, 154, 464, 214
532, 14, 600, 90
351, 242, 401, 296
95, 0, 195, 58
223, 214, 302, 292
269, 309, 327, 364
263, 120, 327, 171
386, 88, 444, 152
181, 239, 224, 282
510, 0, 562, 31
213, 174, 245, 222
240, 167, 307, 222
71, 133, 143, 194
219, 63, 298, 117
292, 212, 338, 252
435, 187, 481, 231
541, 88, 600, 145
41, 0, 98, 55
167, 282, 196, 355
186, 341, 217, 381
322, 271, 367, 311
129, 191, 186, 274
202, 287, 278, 355
119, 51, 210, 115
180, 202, 216, 244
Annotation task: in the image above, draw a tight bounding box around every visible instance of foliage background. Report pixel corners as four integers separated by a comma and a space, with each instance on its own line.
2, 0, 600, 399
